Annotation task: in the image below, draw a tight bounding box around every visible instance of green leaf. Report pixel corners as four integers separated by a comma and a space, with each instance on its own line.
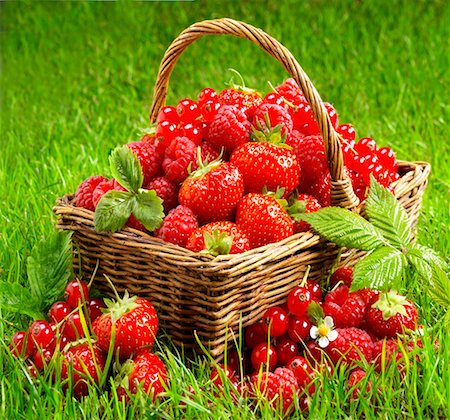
351, 247, 407, 291
365, 177, 411, 247
94, 190, 134, 232
300, 207, 388, 251
407, 244, 448, 274
27, 231, 73, 312
427, 264, 450, 309
0, 282, 42, 319
131, 190, 164, 232
109, 146, 143, 193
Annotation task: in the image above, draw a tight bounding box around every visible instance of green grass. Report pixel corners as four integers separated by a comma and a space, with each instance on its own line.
1, 0, 449, 418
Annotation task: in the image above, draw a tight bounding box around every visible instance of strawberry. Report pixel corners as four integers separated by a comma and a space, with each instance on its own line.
186, 221, 250, 255
236, 193, 294, 249
59, 341, 106, 398
178, 158, 244, 225
116, 352, 167, 403
289, 193, 322, 233
154, 205, 198, 247
206, 105, 251, 155
230, 142, 301, 198
365, 291, 418, 339
92, 291, 158, 359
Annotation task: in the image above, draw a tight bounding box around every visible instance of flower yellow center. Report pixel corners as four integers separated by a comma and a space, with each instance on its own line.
318, 325, 330, 337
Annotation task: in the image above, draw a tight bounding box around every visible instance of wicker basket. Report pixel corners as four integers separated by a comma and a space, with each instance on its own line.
53, 18, 430, 360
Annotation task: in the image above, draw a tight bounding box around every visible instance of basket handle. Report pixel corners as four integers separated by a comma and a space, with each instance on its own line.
149, 18, 359, 209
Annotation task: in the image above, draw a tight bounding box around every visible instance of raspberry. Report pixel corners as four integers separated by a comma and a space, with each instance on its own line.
126, 141, 162, 185
217, 88, 263, 119
290, 102, 317, 133
275, 78, 305, 104
74, 175, 108, 211
307, 171, 331, 207
292, 194, 322, 233
206, 105, 251, 155
154, 205, 198, 247
323, 285, 368, 328
330, 267, 354, 288
146, 176, 179, 213
250, 367, 299, 415
263, 92, 286, 107
92, 179, 124, 208
252, 103, 293, 139
162, 136, 197, 184
323, 102, 339, 129
325, 327, 374, 366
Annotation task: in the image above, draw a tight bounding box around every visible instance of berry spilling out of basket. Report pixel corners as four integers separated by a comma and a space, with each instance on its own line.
213, 267, 435, 415
73, 77, 400, 254
9, 278, 166, 401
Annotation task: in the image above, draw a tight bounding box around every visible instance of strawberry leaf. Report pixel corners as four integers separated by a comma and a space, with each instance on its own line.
351, 247, 407, 291
131, 190, 164, 232
94, 190, 134, 232
365, 177, 411, 247
300, 207, 388, 251
0, 282, 42, 319
109, 146, 143, 194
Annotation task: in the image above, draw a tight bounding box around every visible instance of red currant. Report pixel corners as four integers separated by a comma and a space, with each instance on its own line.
306, 280, 322, 302
336, 123, 356, 141
304, 340, 325, 364
323, 102, 339, 129
287, 286, 312, 317
210, 364, 234, 389
26, 363, 38, 378
9, 330, 35, 359
198, 88, 217, 106
156, 120, 179, 144
28, 320, 55, 350
289, 102, 316, 132
357, 137, 377, 153
245, 322, 267, 348
156, 106, 179, 124
330, 267, 354, 288
32, 346, 55, 372
181, 122, 202, 145
87, 298, 106, 321
288, 315, 312, 342
61, 311, 85, 341
287, 356, 315, 391
176, 98, 201, 123
275, 338, 299, 366
48, 301, 72, 324
261, 306, 289, 337
200, 100, 221, 123
251, 342, 278, 371
64, 279, 89, 309
225, 350, 247, 374
377, 147, 396, 168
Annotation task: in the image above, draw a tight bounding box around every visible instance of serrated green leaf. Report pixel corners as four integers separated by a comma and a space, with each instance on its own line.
0, 282, 42, 319
300, 207, 388, 251
365, 177, 411, 247
427, 264, 450, 309
109, 146, 143, 193
94, 190, 134, 232
27, 231, 73, 312
131, 190, 164, 232
407, 244, 448, 273
351, 247, 407, 291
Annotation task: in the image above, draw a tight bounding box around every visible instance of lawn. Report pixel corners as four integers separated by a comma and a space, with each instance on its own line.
1, 0, 449, 418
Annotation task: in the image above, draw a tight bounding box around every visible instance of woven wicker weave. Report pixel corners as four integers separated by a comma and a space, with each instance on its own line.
54, 18, 430, 360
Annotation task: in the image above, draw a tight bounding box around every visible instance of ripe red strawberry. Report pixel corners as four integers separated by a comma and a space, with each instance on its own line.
250, 368, 299, 415
186, 221, 250, 255
330, 267, 354, 288
206, 105, 251, 154
217, 87, 263, 119
323, 285, 370, 328
126, 141, 162, 185
146, 176, 179, 213
230, 142, 301, 198
59, 341, 106, 398
325, 327, 374, 365
290, 194, 322, 233
236, 193, 294, 249
366, 291, 418, 339
154, 205, 198, 247
306, 171, 331, 207
116, 352, 167, 402
252, 103, 293, 139
178, 160, 244, 225
92, 292, 158, 359
74, 175, 108, 211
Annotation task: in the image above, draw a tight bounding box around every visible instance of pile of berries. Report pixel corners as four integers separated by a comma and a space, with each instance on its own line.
210, 267, 430, 415
74, 77, 399, 255
9, 279, 167, 400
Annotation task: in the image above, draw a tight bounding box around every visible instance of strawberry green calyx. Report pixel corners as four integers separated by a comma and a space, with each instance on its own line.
285, 199, 308, 222
372, 291, 412, 320
104, 291, 140, 323
251, 113, 291, 147
188, 147, 223, 180
114, 358, 134, 390
203, 230, 234, 256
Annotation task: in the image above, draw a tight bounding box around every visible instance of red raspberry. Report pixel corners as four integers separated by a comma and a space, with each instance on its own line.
323, 102, 339, 129
263, 92, 286, 107
275, 78, 305, 104
261, 306, 289, 338
366, 291, 418, 339
347, 368, 373, 399
330, 267, 354, 288
146, 176, 179, 213
250, 367, 299, 415
307, 171, 331, 207
292, 194, 322, 233
275, 338, 299, 366
325, 327, 374, 366
92, 179, 124, 208
217, 88, 263, 119
162, 136, 197, 184
74, 175, 108, 211
323, 285, 369, 328
206, 105, 251, 155
126, 141, 162, 185
252, 103, 293, 139
154, 205, 198, 247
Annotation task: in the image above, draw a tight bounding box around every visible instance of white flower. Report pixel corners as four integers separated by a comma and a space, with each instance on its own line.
310, 316, 338, 348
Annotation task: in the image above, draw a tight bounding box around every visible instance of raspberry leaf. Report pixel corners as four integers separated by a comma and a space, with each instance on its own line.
94, 190, 134, 232
109, 146, 143, 194
131, 190, 164, 231
351, 247, 407, 291
300, 207, 388, 251
365, 177, 411, 247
